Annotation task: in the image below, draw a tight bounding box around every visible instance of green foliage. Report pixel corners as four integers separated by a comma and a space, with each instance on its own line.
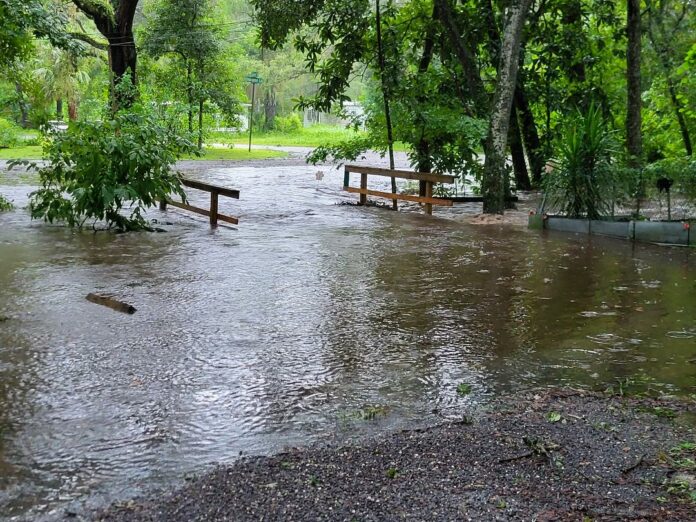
0, 193, 13, 211
544, 104, 618, 219
20, 104, 198, 231
0, 0, 80, 66
456, 383, 472, 396
644, 157, 696, 202
0, 118, 21, 148
546, 411, 562, 423
274, 113, 303, 133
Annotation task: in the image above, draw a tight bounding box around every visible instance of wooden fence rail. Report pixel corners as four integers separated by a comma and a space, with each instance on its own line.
160, 177, 240, 226
343, 164, 455, 214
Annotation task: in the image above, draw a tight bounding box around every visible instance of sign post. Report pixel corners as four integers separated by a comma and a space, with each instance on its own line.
245, 72, 263, 152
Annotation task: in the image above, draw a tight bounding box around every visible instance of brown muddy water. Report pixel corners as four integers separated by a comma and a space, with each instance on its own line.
0, 166, 695, 520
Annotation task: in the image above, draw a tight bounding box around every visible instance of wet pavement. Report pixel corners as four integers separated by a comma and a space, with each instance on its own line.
0, 165, 694, 520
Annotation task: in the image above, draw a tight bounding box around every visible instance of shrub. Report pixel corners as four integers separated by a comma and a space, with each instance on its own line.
18, 104, 198, 231
0, 118, 21, 148
0, 194, 13, 211
644, 157, 696, 202
274, 113, 303, 133
544, 104, 618, 219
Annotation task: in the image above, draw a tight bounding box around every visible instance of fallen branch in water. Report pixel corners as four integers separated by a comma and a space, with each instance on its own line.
86, 293, 136, 314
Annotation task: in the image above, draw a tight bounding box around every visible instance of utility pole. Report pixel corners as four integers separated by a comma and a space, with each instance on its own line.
245, 72, 263, 152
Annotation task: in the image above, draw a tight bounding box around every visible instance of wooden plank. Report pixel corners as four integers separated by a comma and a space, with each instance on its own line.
166, 199, 239, 225
344, 164, 455, 184
344, 186, 453, 206
181, 177, 240, 199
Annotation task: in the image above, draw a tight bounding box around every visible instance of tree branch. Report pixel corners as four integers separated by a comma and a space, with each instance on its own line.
69, 32, 108, 51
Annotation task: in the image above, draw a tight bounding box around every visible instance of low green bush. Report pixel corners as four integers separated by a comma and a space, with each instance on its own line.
274, 113, 303, 133
0, 118, 21, 148
17, 103, 198, 231
644, 156, 696, 201
0, 194, 13, 211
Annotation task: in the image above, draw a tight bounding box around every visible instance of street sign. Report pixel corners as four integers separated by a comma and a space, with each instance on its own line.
245, 73, 263, 151
245, 72, 263, 84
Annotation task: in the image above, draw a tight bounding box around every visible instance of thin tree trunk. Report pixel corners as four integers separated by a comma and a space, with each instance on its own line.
509, 105, 531, 190
198, 99, 204, 150
646, 12, 692, 156
187, 60, 194, 133
415, 1, 438, 196
56, 98, 64, 121
483, 0, 531, 214
626, 0, 642, 167
514, 81, 544, 185
14, 82, 28, 128
68, 99, 78, 121
375, 0, 397, 209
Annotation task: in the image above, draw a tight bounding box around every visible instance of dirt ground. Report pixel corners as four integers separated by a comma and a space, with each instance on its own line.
94, 390, 695, 521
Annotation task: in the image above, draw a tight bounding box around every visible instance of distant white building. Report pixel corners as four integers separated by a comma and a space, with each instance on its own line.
303, 102, 365, 128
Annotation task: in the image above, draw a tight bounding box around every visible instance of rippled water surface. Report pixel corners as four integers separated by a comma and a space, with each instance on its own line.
1, 166, 695, 519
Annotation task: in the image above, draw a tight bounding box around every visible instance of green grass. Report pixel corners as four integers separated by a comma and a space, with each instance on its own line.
0, 145, 42, 160
0, 145, 286, 162
212, 124, 410, 151
188, 147, 287, 160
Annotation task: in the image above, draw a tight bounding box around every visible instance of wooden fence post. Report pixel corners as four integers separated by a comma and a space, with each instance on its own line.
425, 181, 433, 215
210, 191, 219, 226
360, 173, 368, 205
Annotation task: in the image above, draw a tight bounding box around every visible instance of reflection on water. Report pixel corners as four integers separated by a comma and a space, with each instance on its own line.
1, 166, 694, 519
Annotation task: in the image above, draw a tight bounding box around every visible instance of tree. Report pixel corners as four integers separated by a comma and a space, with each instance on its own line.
0, 0, 76, 67
645, 0, 693, 156
141, 0, 240, 149
34, 47, 90, 121
482, 0, 532, 214
71, 0, 139, 107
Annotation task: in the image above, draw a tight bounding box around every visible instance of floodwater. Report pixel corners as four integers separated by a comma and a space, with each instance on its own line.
0, 166, 694, 520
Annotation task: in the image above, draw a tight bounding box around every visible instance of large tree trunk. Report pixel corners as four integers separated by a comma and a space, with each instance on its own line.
263, 88, 277, 130
73, 0, 139, 108
626, 0, 642, 167
482, 0, 531, 214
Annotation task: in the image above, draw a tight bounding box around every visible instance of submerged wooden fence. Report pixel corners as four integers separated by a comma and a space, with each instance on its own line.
160, 178, 240, 226
343, 164, 455, 214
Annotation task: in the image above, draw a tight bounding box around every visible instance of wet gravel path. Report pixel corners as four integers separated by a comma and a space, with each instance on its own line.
95, 391, 695, 521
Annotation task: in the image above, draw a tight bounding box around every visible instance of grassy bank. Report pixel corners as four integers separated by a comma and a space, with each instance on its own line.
0, 145, 42, 160
214, 124, 409, 151
0, 146, 287, 161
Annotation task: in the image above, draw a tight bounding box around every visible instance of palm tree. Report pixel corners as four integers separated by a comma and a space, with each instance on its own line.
34, 47, 90, 121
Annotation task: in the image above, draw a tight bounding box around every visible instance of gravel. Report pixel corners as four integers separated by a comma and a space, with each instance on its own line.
93, 390, 696, 521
